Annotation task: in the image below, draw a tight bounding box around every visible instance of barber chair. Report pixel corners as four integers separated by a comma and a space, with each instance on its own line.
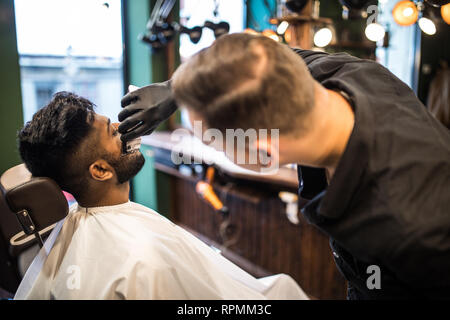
0, 164, 69, 295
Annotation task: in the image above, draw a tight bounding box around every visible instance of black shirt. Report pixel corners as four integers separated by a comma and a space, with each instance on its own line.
293, 48, 450, 299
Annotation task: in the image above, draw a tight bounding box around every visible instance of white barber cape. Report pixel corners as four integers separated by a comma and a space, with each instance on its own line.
14, 201, 308, 300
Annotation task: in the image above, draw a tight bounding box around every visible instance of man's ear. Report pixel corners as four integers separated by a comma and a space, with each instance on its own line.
89, 159, 114, 182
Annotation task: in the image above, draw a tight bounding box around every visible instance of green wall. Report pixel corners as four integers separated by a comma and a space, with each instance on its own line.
123, 0, 157, 211
0, 0, 24, 175
247, 0, 276, 31
123, 0, 152, 88
124, 0, 180, 216
153, 0, 179, 219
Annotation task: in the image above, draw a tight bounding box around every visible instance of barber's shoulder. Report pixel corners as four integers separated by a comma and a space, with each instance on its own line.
290, 47, 328, 62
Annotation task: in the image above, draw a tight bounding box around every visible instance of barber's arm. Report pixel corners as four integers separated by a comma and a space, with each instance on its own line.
118, 80, 178, 142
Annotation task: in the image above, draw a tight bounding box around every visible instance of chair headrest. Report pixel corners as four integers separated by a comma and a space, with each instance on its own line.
1, 164, 69, 236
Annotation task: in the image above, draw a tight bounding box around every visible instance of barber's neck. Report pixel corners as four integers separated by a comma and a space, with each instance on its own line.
77, 180, 130, 208
284, 82, 355, 177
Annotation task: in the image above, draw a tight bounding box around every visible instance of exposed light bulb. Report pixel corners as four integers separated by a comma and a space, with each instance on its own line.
418, 17, 436, 35
313, 27, 332, 47
442, 3, 450, 25
277, 21, 289, 35
392, 0, 419, 26
365, 23, 385, 42
403, 7, 414, 17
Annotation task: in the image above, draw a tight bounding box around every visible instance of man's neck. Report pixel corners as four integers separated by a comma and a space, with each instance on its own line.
77, 182, 130, 208
284, 83, 355, 178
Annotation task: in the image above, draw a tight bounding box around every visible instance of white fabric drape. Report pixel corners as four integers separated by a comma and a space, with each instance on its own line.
14, 201, 308, 300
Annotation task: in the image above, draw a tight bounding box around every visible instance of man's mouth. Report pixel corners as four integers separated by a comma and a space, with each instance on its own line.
122, 137, 142, 154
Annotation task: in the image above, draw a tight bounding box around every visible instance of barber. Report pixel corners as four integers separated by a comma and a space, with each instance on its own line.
119, 33, 450, 300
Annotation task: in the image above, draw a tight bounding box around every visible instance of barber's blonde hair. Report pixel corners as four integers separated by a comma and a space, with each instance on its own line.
172, 33, 315, 134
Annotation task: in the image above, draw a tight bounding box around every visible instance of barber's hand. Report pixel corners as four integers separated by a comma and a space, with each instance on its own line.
118, 80, 178, 142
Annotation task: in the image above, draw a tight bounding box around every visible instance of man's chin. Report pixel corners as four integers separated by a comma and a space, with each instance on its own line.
114, 151, 146, 184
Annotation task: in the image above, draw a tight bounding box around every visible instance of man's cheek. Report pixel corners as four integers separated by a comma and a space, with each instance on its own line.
119, 138, 125, 154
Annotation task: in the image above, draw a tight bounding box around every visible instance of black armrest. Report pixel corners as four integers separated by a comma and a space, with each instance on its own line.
0, 164, 69, 251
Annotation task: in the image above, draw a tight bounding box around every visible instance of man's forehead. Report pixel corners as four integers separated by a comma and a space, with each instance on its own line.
93, 114, 108, 126
91, 113, 111, 133
84, 113, 108, 144
68, 112, 103, 155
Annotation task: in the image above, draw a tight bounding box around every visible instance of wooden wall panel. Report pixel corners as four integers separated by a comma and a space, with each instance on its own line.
168, 175, 346, 299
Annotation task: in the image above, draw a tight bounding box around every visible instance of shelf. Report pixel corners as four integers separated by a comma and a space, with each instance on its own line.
269, 14, 333, 25
143, 132, 300, 190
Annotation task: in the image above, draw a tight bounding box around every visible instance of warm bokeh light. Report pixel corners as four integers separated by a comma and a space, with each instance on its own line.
277, 21, 290, 35
392, 0, 419, 26
243, 28, 259, 35
365, 23, 386, 42
418, 17, 437, 35
262, 29, 280, 42
313, 27, 333, 47
284, 27, 292, 43
442, 3, 450, 24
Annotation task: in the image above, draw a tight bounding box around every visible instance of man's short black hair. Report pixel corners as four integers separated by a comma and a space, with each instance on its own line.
18, 91, 96, 198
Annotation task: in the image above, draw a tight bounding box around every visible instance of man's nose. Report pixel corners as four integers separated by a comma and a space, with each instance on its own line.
113, 123, 121, 137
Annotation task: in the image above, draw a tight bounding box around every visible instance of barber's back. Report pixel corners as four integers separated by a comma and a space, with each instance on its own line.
293, 48, 450, 299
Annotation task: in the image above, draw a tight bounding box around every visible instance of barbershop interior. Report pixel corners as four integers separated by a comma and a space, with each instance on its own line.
0, 0, 449, 301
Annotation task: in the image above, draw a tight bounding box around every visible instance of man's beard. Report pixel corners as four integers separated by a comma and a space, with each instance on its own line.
107, 151, 145, 184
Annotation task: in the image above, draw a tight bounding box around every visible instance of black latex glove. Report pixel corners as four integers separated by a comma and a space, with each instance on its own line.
118, 80, 178, 142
